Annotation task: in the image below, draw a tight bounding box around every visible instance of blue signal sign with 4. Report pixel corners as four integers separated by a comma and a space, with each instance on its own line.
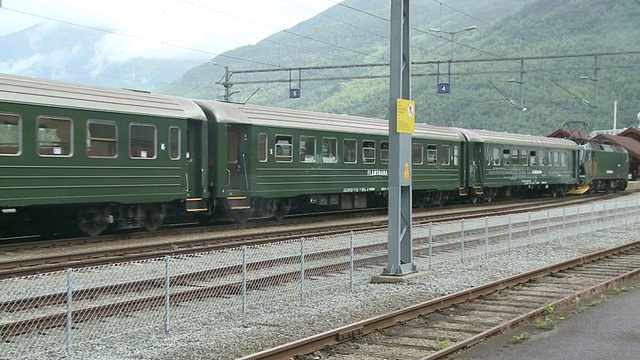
438, 83, 450, 94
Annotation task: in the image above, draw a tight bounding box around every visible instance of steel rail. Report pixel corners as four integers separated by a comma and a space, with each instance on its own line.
237, 241, 640, 360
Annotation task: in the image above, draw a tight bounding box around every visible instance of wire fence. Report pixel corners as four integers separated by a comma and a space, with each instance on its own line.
1, 199, 638, 359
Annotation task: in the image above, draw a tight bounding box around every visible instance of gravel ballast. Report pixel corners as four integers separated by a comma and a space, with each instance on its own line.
3, 193, 640, 360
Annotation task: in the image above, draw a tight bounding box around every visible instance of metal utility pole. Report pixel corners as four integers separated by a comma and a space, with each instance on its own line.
220, 66, 232, 102
383, 0, 416, 276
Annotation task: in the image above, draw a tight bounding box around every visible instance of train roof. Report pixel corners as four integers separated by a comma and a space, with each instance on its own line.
462, 128, 579, 150
0, 73, 206, 121
194, 101, 466, 142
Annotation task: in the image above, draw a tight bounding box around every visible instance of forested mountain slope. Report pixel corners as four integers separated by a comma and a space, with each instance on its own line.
165, 0, 640, 135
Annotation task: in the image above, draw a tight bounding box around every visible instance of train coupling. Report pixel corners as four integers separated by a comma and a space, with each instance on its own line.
566, 184, 590, 195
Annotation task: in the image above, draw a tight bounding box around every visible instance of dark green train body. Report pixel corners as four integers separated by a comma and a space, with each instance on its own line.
0, 74, 626, 236
576, 141, 628, 192
0, 74, 209, 235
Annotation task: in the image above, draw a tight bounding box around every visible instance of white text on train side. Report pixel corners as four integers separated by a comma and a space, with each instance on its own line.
367, 169, 388, 176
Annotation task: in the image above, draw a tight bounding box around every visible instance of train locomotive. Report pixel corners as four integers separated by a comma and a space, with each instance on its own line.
0, 74, 629, 236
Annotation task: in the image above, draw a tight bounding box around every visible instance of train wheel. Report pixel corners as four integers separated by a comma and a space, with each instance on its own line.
142, 207, 164, 232
232, 209, 252, 224
273, 201, 290, 221
78, 207, 110, 237
415, 194, 429, 209
469, 195, 479, 204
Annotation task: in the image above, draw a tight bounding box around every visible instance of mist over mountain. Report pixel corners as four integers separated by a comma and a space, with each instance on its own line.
0, 22, 201, 91
2, 0, 639, 135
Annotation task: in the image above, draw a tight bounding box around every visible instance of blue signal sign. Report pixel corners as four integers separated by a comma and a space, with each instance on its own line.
289, 89, 300, 98
438, 83, 450, 94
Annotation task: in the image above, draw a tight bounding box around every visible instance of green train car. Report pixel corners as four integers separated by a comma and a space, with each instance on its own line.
194, 102, 580, 221
0, 74, 209, 236
195, 101, 467, 222
0, 74, 620, 237
576, 141, 628, 192
463, 129, 579, 200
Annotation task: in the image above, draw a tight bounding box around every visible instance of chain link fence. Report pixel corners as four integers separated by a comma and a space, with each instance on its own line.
1, 199, 638, 359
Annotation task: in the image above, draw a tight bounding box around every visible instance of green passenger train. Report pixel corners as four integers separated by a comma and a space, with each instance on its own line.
0, 74, 628, 236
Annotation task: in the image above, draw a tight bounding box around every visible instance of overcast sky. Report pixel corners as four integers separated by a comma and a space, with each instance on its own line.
0, 0, 338, 61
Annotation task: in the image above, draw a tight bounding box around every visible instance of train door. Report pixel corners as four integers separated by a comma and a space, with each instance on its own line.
227, 126, 242, 191
185, 120, 204, 197
473, 144, 483, 185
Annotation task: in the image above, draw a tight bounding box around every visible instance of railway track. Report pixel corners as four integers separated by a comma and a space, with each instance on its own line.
238, 241, 640, 360
0, 193, 635, 339
0, 192, 629, 279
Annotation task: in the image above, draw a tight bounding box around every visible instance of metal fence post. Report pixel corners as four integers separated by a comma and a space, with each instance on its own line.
625, 200, 629, 226
461, 220, 465, 263
602, 203, 606, 230
528, 212, 532, 244
242, 246, 247, 314
508, 214, 512, 253
300, 237, 305, 302
349, 232, 355, 290
164, 256, 171, 333
546, 209, 550, 242
576, 207, 581, 238
65, 268, 73, 354
428, 223, 433, 270
560, 207, 566, 240
485, 217, 489, 259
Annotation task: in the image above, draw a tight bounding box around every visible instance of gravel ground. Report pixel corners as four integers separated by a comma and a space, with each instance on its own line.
3, 192, 640, 360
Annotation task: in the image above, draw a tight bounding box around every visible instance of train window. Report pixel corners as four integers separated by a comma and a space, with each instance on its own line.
561, 152, 567, 167
521, 149, 528, 166
512, 149, 519, 165
275, 135, 293, 162
87, 121, 117, 158
486, 147, 492, 165
380, 142, 389, 164
322, 137, 338, 164
344, 139, 357, 164
538, 151, 545, 166
412, 143, 423, 165
0, 113, 21, 156
38, 117, 72, 157
492, 148, 500, 166
553, 151, 559, 166
258, 133, 268, 162
130, 124, 156, 159
546, 151, 552, 166
440, 145, 450, 165
426, 145, 437, 165
169, 127, 180, 160
299, 136, 316, 163
362, 140, 376, 164
502, 149, 510, 166
529, 151, 537, 166
453, 145, 459, 166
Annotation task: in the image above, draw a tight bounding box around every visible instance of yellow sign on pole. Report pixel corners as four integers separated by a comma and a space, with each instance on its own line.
396, 98, 415, 134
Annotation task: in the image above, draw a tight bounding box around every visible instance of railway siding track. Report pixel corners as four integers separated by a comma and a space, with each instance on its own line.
238, 241, 640, 360
0, 192, 629, 279
0, 200, 634, 340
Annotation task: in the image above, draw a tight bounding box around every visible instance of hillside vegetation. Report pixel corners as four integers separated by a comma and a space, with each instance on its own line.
164, 0, 640, 135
